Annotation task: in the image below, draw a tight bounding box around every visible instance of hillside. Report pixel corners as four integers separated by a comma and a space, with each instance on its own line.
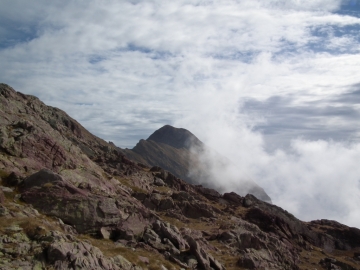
0, 83, 360, 270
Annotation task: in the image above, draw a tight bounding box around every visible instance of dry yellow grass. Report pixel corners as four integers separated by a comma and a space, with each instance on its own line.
209, 240, 244, 270
153, 185, 172, 194
0, 215, 61, 240
0, 169, 10, 179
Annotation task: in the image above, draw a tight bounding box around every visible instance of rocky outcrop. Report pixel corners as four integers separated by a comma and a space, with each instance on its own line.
1, 83, 360, 270
218, 217, 300, 269
0, 197, 142, 270
20, 169, 153, 236
308, 219, 360, 251
47, 233, 121, 270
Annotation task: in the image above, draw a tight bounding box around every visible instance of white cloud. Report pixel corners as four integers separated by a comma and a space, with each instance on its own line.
1, 0, 360, 226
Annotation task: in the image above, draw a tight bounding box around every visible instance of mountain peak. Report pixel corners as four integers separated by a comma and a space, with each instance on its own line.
147, 125, 202, 150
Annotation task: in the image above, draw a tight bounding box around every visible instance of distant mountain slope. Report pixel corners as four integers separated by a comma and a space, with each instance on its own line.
122, 125, 272, 203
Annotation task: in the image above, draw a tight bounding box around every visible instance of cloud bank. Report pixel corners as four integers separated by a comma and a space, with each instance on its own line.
1, 0, 360, 227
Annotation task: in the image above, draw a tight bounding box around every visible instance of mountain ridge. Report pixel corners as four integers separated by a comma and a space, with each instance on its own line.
0, 83, 360, 270
123, 125, 272, 203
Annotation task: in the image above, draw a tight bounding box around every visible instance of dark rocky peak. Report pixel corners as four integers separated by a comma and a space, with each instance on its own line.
146, 125, 203, 150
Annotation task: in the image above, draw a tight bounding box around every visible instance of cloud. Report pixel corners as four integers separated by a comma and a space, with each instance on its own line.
1, 0, 360, 226
176, 95, 360, 227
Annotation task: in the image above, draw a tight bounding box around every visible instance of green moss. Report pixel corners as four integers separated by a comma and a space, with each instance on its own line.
129, 185, 147, 194
0, 169, 10, 180
42, 183, 54, 188
114, 177, 147, 194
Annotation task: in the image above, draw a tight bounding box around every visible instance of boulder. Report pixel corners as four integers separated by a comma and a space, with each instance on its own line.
223, 192, 244, 205
4, 171, 23, 186
100, 227, 111, 239
184, 235, 225, 270
21, 169, 152, 234
158, 197, 175, 211
21, 169, 65, 191
195, 185, 221, 200
113, 255, 133, 269
237, 249, 274, 269
138, 256, 149, 265
178, 201, 218, 219
152, 220, 189, 251
154, 177, 166, 186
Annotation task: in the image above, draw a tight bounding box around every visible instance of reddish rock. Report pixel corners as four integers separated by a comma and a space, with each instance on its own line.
21, 169, 152, 235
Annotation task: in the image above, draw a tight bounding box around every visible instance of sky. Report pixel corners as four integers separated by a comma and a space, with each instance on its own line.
1, 0, 360, 227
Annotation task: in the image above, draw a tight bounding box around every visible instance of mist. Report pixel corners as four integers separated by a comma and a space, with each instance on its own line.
174, 76, 360, 228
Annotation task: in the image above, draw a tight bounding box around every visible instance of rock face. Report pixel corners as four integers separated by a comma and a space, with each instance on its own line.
122, 125, 272, 203
1, 83, 360, 270
147, 125, 203, 150
20, 169, 153, 235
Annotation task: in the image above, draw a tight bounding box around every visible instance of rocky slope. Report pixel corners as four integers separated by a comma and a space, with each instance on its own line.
122, 125, 271, 203
0, 83, 360, 270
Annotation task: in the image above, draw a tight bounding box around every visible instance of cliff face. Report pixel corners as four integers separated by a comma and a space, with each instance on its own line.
122, 125, 272, 203
1, 83, 360, 270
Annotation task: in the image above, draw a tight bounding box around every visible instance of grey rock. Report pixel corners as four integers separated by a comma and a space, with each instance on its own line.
21, 169, 63, 191
158, 197, 175, 211
113, 255, 133, 269
138, 256, 149, 265
154, 177, 166, 186
100, 227, 111, 239
0, 186, 13, 193
152, 220, 189, 251
184, 235, 225, 270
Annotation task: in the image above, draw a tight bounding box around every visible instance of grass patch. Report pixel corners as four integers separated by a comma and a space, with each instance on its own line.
158, 214, 186, 230
208, 240, 242, 270
43, 182, 54, 188
114, 176, 147, 194
0, 215, 60, 240
153, 185, 172, 194
0, 169, 10, 179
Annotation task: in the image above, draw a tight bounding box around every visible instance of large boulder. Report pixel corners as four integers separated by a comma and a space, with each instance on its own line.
152, 220, 189, 251
184, 235, 225, 270
21, 169, 153, 235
